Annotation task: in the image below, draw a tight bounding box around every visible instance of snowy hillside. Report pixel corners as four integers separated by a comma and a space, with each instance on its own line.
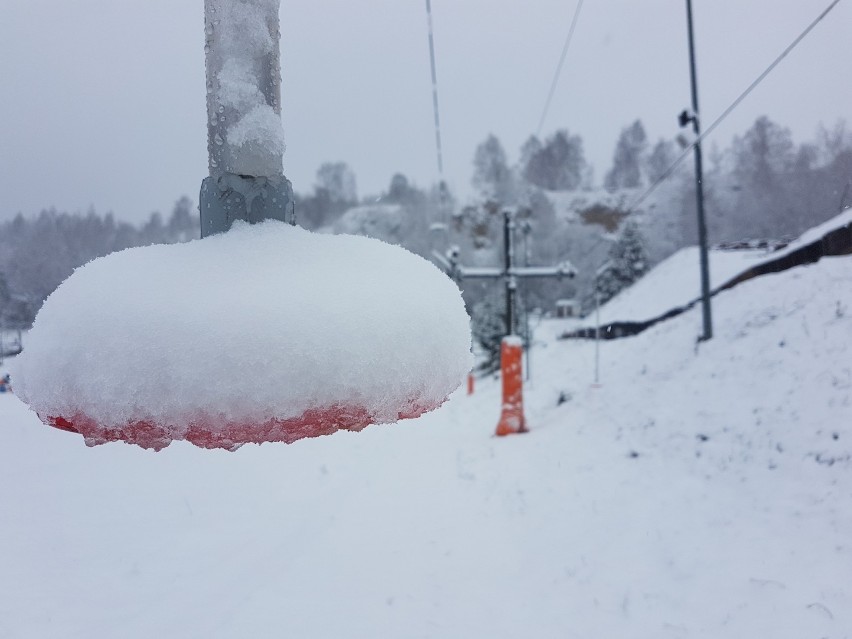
593, 244, 771, 324
594, 208, 852, 325
329, 204, 405, 242
1, 250, 851, 637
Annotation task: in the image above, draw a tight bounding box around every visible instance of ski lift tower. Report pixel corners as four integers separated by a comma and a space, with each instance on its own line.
434, 209, 577, 436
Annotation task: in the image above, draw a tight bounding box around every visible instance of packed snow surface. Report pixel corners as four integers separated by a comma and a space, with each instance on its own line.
11, 221, 472, 449
2, 251, 849, 637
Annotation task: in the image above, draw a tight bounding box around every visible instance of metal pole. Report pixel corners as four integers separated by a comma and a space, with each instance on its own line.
424, 0, 450, 226
685, 0, 713, 341
522, 221, 531, 380
200, 0, 295, 237
503, 211, 516, 337
594, 290, 600, 384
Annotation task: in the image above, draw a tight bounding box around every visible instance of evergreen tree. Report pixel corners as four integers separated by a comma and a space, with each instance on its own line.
297, 162, 358, 229
605, 120, 648, 190
645, 138, 677, 183
316, 161, 358, 204
519, 136, 543, 178
470, 287, 528, 375
385, 173, 414, 203
596, 221, 649, 305
166, 196, 199, 242
0, 198, 199, 326
472, 134, 514, 204
732, 115, 794, 190
522, 129, 586, 191
470, 291, 507, 375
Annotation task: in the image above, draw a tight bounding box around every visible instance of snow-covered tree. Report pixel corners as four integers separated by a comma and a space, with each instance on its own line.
472, 134, 515, 204
522, 130, 586, 191
596, 221, 649, 305
519, 135, 543, 178
645, 138, 677, 183
732, 115, 794, 190
166, 196, 198, 242
605, 120, 648, 190
385, 173, 414, 203
0, 200, 200, 326
316, 161, 358, 204
470, 287, 529, 375
297, 162, 359, 229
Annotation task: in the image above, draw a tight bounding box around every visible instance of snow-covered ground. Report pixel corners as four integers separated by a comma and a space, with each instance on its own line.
1, 249, 850, 637
593, 208, 852, 325
592, 244, 771, 324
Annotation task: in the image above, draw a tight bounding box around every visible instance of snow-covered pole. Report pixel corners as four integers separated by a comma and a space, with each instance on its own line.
200, 0, 295, 237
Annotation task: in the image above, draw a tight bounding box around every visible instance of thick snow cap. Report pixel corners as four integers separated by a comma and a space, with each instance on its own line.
12, 222, 473, 450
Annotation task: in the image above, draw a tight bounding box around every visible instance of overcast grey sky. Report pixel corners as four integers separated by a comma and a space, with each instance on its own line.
0, 0, 849, 224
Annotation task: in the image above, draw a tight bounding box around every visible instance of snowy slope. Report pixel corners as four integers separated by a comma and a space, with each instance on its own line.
594, 208, 852, 325
592, 245, 771, 324
1, 254, 850, 638
329, 204, 405, 243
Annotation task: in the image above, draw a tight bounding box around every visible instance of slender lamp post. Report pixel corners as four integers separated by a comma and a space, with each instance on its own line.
682, 0, 713, 341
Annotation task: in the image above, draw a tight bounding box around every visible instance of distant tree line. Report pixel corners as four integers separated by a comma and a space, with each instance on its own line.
0, 197, 198, 328
3, 114, 849, 347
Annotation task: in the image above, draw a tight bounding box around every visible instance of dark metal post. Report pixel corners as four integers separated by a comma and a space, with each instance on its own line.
503, 211, 516, 336
594, 290, 600, 384
686, 0, 713, 341
521, 220, 532, 380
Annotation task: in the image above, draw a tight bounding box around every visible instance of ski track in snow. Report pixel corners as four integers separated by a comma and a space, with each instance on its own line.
1, 254, 850, 638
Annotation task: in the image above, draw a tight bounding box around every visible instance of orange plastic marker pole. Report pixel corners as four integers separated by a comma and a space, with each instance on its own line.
495, 336, 527, 436
467, 372, 475, 395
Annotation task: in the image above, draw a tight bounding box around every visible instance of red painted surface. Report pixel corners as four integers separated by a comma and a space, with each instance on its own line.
43, 401, 436, 451
495, 338, 527, 437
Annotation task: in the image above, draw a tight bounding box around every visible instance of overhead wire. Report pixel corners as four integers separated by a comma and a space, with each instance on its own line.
536, 0, 584, 138
424, 0, 449, 220
626, 0, 843, 214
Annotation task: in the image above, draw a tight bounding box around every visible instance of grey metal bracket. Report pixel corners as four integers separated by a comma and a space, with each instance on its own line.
200, 172, 295, 237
